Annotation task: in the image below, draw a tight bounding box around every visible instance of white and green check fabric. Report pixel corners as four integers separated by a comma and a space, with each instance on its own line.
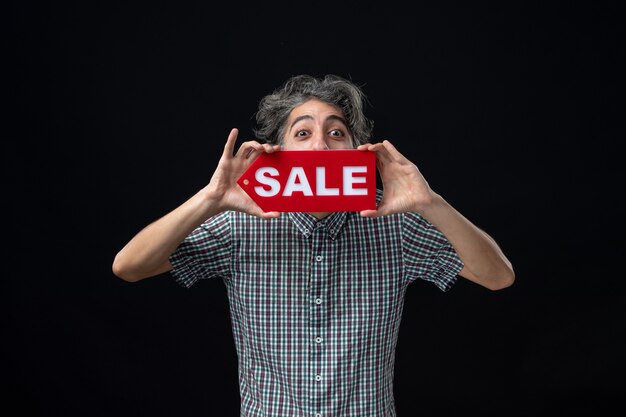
170, 191, 464, 417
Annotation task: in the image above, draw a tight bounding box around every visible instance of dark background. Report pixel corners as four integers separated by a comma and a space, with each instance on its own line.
6, 1, 625, 416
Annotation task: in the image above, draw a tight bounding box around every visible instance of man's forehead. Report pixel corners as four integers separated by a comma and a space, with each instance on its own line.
288, 101, 346, 126
290, 99, 343, 116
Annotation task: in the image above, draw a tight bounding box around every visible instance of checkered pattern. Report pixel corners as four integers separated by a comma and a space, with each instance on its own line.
170, 191, 463, 417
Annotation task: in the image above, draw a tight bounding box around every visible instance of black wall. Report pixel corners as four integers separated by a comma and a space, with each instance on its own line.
6, 2, 624, 416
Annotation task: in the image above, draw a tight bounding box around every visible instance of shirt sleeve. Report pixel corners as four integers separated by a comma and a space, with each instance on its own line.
402, 211, 464, 291
168, 211, 232, 288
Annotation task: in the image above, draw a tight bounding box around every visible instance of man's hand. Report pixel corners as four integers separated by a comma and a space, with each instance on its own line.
357, 140, 436, 217
204, 128, 281, 219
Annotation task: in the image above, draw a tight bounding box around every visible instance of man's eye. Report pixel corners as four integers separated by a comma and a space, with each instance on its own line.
329, 129, 344, 137
296, 130, 309, 137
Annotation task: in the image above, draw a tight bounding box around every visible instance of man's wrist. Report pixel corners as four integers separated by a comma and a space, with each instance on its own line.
414, 192, 445, 218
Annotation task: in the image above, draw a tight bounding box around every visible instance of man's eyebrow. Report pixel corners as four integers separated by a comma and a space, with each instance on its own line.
289, 114, 348, 129
289, 115, 313, 129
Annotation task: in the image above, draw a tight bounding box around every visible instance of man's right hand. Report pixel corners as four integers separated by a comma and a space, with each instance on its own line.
203, 128, 281, 219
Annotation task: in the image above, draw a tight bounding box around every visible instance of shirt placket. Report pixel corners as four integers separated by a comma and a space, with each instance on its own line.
309, 221, 330, 417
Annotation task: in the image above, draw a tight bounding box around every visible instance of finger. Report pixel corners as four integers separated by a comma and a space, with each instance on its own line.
242, 142, 282, 159
359, 209, 380, 218
381, 140, 409, 162
222, 128, 239, 158
259, 211, 281, 219
368, 142, 393, 164
265, 144, 282, 153
361, 201, 392, 217
244, 146, 257, 159
259, 143, 281, 154
236, 141, 264, 159
247, 207, 281, 219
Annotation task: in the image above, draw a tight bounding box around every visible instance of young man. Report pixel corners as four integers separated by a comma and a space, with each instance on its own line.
113, 74, 514, 416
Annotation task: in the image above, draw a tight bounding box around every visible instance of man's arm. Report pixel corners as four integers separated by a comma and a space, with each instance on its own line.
358, 140, 515, 291
112, 128, 280, 282
411, 195, 514, 290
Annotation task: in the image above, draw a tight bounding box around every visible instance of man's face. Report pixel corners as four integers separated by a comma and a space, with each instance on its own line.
282, 99, 354, 150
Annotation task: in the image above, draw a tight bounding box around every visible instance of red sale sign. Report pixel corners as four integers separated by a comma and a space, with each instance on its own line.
237, 150, 377, 212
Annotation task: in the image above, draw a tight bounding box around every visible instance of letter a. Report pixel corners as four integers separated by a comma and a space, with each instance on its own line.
283, 167, 313, 196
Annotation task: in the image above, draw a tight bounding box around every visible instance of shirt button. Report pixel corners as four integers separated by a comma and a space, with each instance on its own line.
315, 298, 322, 305
315, 255, 323, 262
316, 414, 322, 417
315, 336, 322, 344
315, 375, 322, 382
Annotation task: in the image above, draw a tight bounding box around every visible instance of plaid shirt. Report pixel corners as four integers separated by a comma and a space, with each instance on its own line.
169, 192, 464, 417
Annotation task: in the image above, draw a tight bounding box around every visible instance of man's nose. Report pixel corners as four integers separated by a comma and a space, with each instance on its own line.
311, 134, 329, 150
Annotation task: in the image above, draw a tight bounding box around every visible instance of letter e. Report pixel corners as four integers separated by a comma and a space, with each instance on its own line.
343, 166, 367, 195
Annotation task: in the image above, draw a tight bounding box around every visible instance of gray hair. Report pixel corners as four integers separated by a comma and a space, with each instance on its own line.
253, 74, 374, 146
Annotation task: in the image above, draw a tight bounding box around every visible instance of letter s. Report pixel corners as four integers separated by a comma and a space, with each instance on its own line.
255, 167, 280, 197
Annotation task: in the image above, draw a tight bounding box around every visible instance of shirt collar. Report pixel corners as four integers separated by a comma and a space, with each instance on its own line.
287, 211, 349, 240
